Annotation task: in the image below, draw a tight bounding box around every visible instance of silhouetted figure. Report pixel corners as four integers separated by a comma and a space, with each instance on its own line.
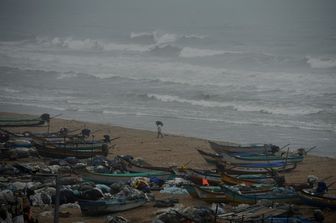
155, 121, 164, 138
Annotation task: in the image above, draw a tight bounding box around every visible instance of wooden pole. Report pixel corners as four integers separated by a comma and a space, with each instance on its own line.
214, 203, 218, 223
53, 174, 60, 223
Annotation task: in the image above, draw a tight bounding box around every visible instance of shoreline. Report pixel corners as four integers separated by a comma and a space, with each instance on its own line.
1, 112, 336, 222
1, 111, 335, 179
1, 110, 334, 159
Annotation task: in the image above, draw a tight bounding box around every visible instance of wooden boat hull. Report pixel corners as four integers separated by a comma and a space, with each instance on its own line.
0, 114, 46, 127
193, 185, 226, 203
298, 189, 336, 209
182, 169, 222, 185
118, 156, 174, 173
208, 140, 276, 154
32, 137, 109, 159
220, 151, 302, 165
220, 172, 274, 185
233, 153, 304, 163
263, 216, 314, 223
182, 184, 223, 201
198, 149, 290, 166
220, 185, 299, 205
79, 198, 146, 216
183, 184, 288, 204
197, 149, 297, 174
79, 168, 172, 184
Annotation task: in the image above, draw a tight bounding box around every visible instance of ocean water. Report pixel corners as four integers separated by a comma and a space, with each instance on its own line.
0, 0, 335, 156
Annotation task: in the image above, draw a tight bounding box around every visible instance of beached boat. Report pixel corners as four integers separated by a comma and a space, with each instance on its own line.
262, 216, 315, 223
182, 168, 273, 186
182, 169, 222, 185
220, 163, 297, 175
190, 184, 226, 203
208, 140, 279, 154
298, 189, 336, 209
117, 155, 175, 173
197, 149, 288, 166
219, 185, 299, 205
78, 167, 172, 184
218, 204, 292, 222
183, 184, 288, 204
197, 149, 298, 173
220, 172, 274, 185
220, 150, 303, 165
32, 136, 110, 159
231, 152, 304, 163
0, 113, 50, 127
182, 183, 224, 201
78, 198, 146, 216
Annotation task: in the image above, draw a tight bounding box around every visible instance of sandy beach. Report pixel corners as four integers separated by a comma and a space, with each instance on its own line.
1, 112, 336, 223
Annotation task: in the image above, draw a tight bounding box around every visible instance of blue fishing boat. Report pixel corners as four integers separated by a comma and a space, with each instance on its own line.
208, 140, 280, 154
78, 167, 172, 184
220, 185, 300, 205
78, 198, 146, 216
298, 189, 336, 209
197, 149, 298, 173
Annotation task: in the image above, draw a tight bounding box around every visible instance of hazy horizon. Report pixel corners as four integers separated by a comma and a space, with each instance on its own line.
1, 0, 336, 156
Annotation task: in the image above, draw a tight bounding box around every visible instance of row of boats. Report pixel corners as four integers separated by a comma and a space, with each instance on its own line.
0, 113, 335, 221
0, 127, 114, 159
2, 132, 336, 209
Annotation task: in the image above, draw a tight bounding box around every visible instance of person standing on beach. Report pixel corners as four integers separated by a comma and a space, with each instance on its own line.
156, 121, 164, 138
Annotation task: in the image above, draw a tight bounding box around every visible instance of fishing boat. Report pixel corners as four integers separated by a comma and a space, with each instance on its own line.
218, 205, 305, 223
78, 167, 172, 184
183, 184, 284, 204
32, 136, 111, 159
219, 185, 299, 205
197, 149, 289, 166
298, 189, 336, 209
117, 155, 175, 173
220, 150, 303, 165
220, 172, 274, 185
197, 149, 298, 173
208, 140, 279, 154
262, 216, 315, 223
0, 113, 50, 127
78, 197, 146, 216
190, 184, 226, 203
181, 169, 222, 185
231, 151, 304, 163
182, 168, 274, 186
182, 184, 224, 201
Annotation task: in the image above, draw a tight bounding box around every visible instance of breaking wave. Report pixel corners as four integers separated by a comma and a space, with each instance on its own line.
36, 37, 149, 52
130, 31, 206, 45
306, 56, 336, 69
146, 93, 323, 116
149, 44, 182, 57
180, 47, 243, 58
0, 87, 21, 93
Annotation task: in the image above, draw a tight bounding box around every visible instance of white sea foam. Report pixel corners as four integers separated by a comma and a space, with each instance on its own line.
57, 72, 78, 79
306, 56, 336, 69
149, 44, 182, 57
146, 93, 323, 116
66, 98, 100, 105
0, 87, 21, 93
183, 34, 207, 40
37, 37, 150, 52
130, 32, 154, 39
130, 31, 206, 45
180, 47, 242, 58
